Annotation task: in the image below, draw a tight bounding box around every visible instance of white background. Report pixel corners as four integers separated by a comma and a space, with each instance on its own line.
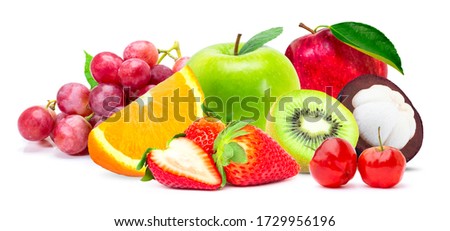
1, 0, 448, 230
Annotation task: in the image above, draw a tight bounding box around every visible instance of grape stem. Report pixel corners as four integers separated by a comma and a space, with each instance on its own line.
46, 100, 56, 110
85, 113, 94, 121
157, 41, 182, 64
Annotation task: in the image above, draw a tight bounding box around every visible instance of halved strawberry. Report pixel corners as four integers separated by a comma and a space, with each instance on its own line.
184, 117, 226, 155
137, 137, 222, 190
214, 121, 300, 187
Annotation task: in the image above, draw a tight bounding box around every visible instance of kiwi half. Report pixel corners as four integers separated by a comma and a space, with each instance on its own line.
266, 89, 359, 173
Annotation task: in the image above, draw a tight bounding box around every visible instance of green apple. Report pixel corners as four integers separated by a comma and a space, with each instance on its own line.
187, 43, 300, 129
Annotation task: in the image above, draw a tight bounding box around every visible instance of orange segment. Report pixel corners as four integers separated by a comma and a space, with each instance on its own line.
88, 66, 204, 176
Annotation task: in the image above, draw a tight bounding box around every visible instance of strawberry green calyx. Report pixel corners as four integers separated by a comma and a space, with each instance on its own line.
201, 103, 221, 119
141, 168, 154, 182
167, 133, 187, 146
213, 121, 250, 187
136, 148, 155, 182
202, 102, 236, 123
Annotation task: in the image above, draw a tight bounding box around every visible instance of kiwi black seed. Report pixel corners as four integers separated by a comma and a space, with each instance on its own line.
266, 89, 359, 173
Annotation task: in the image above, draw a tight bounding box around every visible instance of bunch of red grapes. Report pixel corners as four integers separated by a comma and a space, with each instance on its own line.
17, 40, 190, 155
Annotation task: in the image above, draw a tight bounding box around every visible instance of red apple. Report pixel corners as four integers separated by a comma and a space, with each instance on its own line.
285, 23, 387, 98
358, 128, 406, 188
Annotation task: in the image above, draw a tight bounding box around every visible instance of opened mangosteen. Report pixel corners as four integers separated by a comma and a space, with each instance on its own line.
338, 75, 423, 162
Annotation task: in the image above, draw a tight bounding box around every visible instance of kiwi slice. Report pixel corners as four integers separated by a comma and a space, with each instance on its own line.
266, 89, 359, 173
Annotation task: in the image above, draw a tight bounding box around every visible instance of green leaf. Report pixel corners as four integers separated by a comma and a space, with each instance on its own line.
201, 103, 221, 119
213, 121, 250, 151
220, 142, 247, 166
141, 168, 154, 182
227, 121, 250, 134
136, 148, 153, 170
238, 27, 283, 55
84, 50, 98, 89
212, 151, 227, 187
212, 152, 218, 162
221, 144, 234, 166
228, 130, 249, 141
165, 134, 186, 148
217, 164, 227, 188
329, 22, 403, 74
227, 142, 247, 164
172, 133, 186, 139
138, 148, 155, 182
212, 120, 251, 188
225, 112, 234, 124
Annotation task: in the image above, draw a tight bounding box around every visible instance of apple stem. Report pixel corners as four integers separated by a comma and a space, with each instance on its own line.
299, 23, 315, 34
378, 126, 384, 151
234, 33, 242, 56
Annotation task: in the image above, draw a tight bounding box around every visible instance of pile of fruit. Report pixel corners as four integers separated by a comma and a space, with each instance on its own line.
18, 22, 424, 190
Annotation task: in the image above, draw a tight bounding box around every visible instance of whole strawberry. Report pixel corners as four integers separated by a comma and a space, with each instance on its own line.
184, 117, 226, 155
214, 121, 300, 186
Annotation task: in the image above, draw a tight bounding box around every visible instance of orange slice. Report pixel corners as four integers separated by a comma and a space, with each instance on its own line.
88, 66, 204, 176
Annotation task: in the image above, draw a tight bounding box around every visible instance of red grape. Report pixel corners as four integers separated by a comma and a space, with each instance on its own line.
118, 58, 151, 90
105, 106, 124, 121
48, 108, 57, 121
53, 115, 92, 155
56, 83, 92, 116
137, 84, 156, 96
150, 64, 173, 85
172, 56, 190, 72
127, 84, 156, 102
89, 83, 124, 117
50, 112, 68, 141
18, 106, 55, 141
55, 112, 68, 122
90, 52, 123, 85
123, 40, 158, 67
88, 114, 103, 127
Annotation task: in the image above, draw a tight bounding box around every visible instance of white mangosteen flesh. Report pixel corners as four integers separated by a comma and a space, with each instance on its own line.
352, 85, 416, 149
